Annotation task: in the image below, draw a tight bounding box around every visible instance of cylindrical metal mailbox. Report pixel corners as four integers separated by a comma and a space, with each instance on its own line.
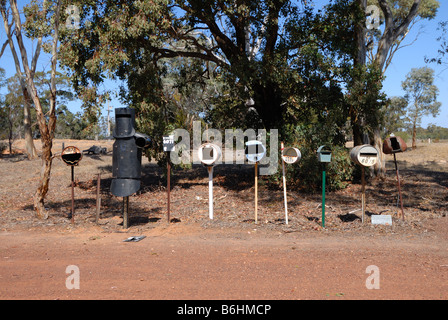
198, 143, 222, 166
383, 135, 407, 154
111, 108, 142, 197
350, 144, 379, 167
245, 140, 266, 163
281, 147, 301, 164
61, 146, 82, 166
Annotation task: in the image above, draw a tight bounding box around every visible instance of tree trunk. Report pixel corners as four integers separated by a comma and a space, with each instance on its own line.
33, 139, 52, 219
372, 128, 386, 176
412, 121, 417, 150
23, 88, 38, 159
7, 0, 62, 219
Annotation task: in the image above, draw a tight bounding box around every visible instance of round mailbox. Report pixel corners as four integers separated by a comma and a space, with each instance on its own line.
382, 135, 407, 154
282, 147, 301, 164
245, 140, 266, 163
61, 146, 82, 166
198, 143, 222, 166
350, 144, 379, 167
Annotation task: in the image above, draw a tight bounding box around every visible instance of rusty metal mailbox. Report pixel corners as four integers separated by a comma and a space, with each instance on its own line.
350, 144, 379, 167
382, 135, 407, 154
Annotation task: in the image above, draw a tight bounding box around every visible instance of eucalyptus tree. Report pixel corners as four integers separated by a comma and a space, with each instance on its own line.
351, 0, 439, 175
58, 1, 351, 139
1, 0, 64, 218
402, 66, 441, 149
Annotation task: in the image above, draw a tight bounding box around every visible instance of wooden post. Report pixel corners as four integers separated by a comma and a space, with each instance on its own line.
96, 173, 101, 223
123, 196, 129, 228
394, 153, 405, 220
361, 166, 366, 224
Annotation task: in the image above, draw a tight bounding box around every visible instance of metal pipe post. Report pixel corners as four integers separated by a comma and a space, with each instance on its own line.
322, 167, 326, 228
96, 173, 101, 223
208, 166, 213, 220
71, 166, 75, 224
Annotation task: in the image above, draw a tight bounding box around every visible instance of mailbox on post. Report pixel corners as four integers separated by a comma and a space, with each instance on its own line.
280, 145, 301, 225
317, 145, 331, 228
350, 144, 379, 167
245, 140, 266, 224
198, 143, 222, 167
317, 145, 332, 163
110, 107, 151, 228
61, 146, 83, 224
281, 147, 301, 164
245, 140, 266, 163
382, 134, 407, 220
350, 144, 379, 223
198, 143, 222, 220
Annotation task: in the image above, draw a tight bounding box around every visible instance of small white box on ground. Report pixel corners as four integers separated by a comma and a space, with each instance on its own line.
371, 215, 393, 225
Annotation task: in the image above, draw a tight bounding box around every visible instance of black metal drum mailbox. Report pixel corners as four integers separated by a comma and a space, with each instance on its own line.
350, 144, 379, 167
110, 108, 151, 198
110, 107, 151, 229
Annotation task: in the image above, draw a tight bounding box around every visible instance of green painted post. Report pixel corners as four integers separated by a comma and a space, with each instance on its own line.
322, 167, 326, 228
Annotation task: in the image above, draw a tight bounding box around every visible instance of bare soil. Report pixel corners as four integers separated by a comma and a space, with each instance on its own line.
0, 139, 447, 300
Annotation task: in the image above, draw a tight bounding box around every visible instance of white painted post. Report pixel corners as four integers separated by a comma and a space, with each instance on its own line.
208, 166, 213, 220
281, 142, 288, 224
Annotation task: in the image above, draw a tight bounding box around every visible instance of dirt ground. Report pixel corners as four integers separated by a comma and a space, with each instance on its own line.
0, 139, 447, 301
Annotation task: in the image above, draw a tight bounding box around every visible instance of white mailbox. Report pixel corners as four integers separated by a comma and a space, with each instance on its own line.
163, 135, 175, 152
350, 144, 379, 167
281, 147, 301, 164
198, 143, 222, 166
245, 140, 266, 163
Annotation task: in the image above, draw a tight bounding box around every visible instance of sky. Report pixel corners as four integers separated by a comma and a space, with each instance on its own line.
1, 0, 447, 129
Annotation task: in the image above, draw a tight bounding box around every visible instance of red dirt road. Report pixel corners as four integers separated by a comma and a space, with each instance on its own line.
1, 220, 447, 300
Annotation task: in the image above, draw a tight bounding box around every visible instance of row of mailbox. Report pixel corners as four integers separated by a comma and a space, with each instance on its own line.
194, 135, 407, 168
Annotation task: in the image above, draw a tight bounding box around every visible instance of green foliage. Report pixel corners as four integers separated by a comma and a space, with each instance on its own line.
415, 124, 448, 140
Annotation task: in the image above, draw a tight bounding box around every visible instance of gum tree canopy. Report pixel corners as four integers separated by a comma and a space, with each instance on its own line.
58, 0, 350, 134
